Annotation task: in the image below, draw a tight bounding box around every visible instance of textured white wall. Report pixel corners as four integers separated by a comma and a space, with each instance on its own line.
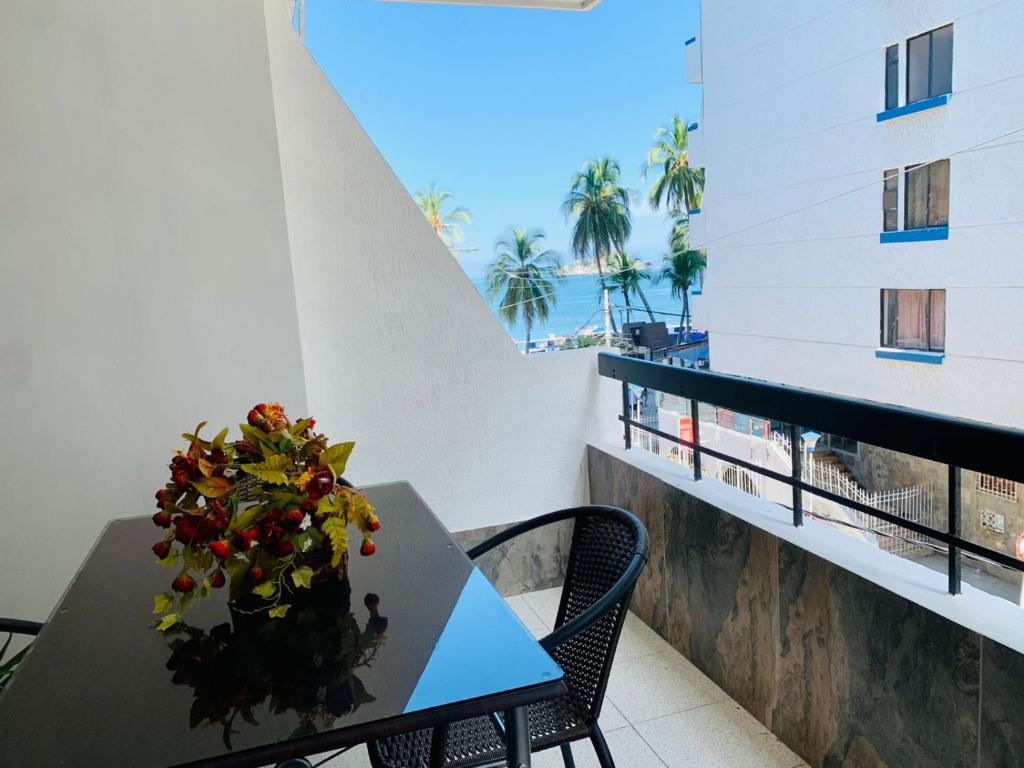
263, 1, 618, 533
699, 0, 1024, 426
0, 0, 615, 621
0, 0, 308, 620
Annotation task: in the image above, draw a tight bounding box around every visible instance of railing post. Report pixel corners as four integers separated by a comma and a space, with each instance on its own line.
621, 382, 632, 450
948, 465, 962, 595
690, 398, 702, 481
790, 423, 803, 527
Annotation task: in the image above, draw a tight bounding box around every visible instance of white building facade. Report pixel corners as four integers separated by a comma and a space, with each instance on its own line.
688, 0, 1024, 430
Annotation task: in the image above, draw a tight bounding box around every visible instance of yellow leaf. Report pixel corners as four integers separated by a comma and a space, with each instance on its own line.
197, 458, 214, 478
157, 551, 180, 569
252, 581, 276, 599
156, 613, 180, 632
269, 604, 291, 618
291, 566, 314, 589
319, 442, 355, 478
153, 593, 174, 615
191, 475, 231, 498
322, 517, 349, 568
232, 504, 264, 532
239, 454, 292, 485
316, 496, 338, 517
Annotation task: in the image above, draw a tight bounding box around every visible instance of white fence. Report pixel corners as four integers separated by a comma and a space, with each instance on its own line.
630, 407, 936, 558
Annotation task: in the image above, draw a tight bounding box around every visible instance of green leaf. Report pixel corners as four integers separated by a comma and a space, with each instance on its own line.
191, 475, 230, 498
320, 442, 355, 478
269, 604, 291, 618
153, 593, 174, 615
322, 517, 349, 568
157, 613, 180, 632
252, 581, 276, 599
239, 454, 292, 485
239, 423, 276, 448
231, 504, 264, 532
290, 419, 311, 436
291, 566, 314, 589
211, 427, 230, 450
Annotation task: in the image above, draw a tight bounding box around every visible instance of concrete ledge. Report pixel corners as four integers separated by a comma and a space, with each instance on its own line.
875, 348, 945, 364
879, 226, 949, 243
876, 92, 951, 122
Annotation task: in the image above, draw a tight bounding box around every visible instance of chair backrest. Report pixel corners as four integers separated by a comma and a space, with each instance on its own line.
0, 618, 43, 694
549, 506, 647, 724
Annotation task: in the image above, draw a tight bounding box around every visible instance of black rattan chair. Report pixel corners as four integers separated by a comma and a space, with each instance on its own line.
0, 618, 43, 692
367, 504, 649, 768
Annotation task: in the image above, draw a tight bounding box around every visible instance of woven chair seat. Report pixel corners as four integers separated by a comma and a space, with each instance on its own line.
369, 694, 591, 768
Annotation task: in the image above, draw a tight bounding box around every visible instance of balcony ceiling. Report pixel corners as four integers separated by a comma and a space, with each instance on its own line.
374, 0, 602, 10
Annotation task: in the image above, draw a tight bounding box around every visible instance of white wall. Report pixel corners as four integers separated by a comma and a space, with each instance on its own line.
699, 0, 1024, 427
263, 1, 617, 534
0, 0, 614, 620
0, 0, 308, 621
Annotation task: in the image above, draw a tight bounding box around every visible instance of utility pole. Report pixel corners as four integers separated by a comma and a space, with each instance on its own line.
290, 0, 305, 39
603, 287, 613, 346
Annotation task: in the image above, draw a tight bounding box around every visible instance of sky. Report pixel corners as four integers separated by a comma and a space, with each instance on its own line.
304, 0, 702, 279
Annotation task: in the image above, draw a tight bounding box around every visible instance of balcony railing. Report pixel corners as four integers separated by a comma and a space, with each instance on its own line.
598, 352, 1024, 595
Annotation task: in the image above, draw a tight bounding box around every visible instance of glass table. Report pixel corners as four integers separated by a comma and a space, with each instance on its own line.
0, 482, 565, 767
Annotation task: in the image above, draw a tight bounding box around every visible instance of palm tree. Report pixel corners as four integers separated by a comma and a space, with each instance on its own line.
659, 237, 706, 340
414, 184, 472, 252
486, 228, 562, 352
608, 253, 655, 324
643, 115, 704, 215
561, 157, 632, 335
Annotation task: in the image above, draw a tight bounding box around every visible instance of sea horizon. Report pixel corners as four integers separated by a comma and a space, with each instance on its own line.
469, 272, 688, 342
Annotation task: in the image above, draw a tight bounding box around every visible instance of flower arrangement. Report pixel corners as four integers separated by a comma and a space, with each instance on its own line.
152, 403, 381, 631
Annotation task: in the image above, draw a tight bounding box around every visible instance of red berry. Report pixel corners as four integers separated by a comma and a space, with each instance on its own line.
360, 539, 376, 557
247, 408, 262, 426
307, 419, 316, 431
152, 540, 172, 559
254, 403, 269, 415
369, 518, 382, 532
152, 511, 172, 528
233, 528, 258, 550
209, 540, 231, 561
172, 574, 195, 593
307, 469, 335, 500
275, 540, 294, 556
282, 508, 305, 531
155, 489, 168, 506
210, 448, 226, 464
171, 468, 190, 488
248, 566, 266, 584
210, 570, 226, 589
300, 499, 317, 515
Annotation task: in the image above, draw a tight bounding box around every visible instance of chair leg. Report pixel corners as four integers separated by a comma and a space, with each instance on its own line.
559, 742, 576, 768
589, 725, 616, 768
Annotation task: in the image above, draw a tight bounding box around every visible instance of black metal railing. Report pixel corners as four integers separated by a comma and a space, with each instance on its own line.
598, 352, 1024, 594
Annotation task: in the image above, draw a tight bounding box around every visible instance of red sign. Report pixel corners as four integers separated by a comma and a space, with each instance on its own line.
679, 417, 694, 447
719, 409, 735, 430
1016, 532, 1024, 561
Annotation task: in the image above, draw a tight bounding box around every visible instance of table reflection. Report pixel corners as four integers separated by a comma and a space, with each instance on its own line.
164, 578, 389, 749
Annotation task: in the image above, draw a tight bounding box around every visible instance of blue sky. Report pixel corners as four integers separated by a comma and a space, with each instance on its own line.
304, 0, 701, 279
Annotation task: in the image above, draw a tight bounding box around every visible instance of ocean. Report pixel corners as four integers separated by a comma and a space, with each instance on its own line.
469, 272, 687, 342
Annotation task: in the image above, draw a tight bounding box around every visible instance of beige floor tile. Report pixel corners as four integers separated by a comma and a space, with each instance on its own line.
597, 697, 629, 733
522, 586, 563, 627
605, 650, 729, 725
505, 593, 546, 632
531, 726, 667, 768
636, 701, 806, 768
615, 613, 675, 662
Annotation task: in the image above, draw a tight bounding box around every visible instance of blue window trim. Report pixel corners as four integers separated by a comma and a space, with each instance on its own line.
687, 122, 699, 132
685, 36, 697, 46
875, 348, 945, 365
879, 226, 949, 244
876, 93, 951, 123
688, 208, 701, 215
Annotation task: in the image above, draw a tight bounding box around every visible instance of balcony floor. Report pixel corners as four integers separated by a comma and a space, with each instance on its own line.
309, 588, 809, 768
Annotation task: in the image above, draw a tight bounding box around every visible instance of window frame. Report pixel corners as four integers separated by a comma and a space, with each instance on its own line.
903, 160, 950, 231
906, 24, 954, 105
882, 169, 899, 232
885, 44, 899, 110
880, 288, 946, 352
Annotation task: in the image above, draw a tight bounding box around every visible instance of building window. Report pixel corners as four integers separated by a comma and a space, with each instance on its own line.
882, 169, 898, 231
885, 44, 899, 110
907, 24, 953, 104
904, 160, 949, 230
822, 434, 859, 456
977, 473, 1017, 501
980, 509, 1007, 534
881, 289, 945, 351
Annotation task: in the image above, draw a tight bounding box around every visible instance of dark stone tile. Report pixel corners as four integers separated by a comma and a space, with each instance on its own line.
662, 489, 779, 727
451, 519, 572, 597
777, 542, 980, 768
587, 445, 669, 638
980, 637, 1024, 768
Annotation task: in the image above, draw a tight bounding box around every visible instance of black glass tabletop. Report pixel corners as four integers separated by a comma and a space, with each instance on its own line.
0, 482, 564, 767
